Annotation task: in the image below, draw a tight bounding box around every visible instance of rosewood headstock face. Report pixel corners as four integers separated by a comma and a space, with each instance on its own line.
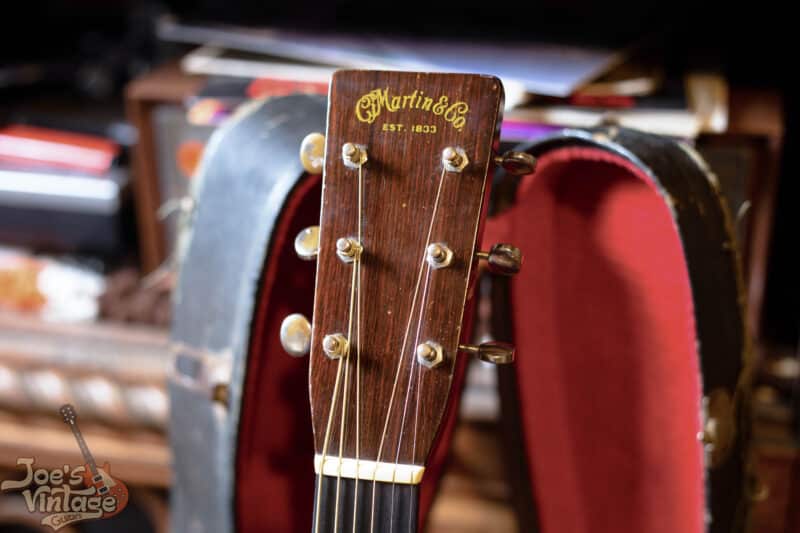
281, 70, 531, 483
310, 70, 504, 469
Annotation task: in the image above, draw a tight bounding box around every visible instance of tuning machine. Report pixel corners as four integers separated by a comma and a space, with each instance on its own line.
280, 313, 312, 357
477, 243, 522, 276
300, 132, 325, 174
459, 341, 515, 365
494, 150, 536, 175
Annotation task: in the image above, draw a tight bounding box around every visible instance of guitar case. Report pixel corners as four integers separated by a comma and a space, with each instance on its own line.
168, 94, 461, 533
485, 127, 754, 533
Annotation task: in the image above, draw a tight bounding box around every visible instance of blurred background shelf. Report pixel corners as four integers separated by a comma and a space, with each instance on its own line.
0, 311, 170, 481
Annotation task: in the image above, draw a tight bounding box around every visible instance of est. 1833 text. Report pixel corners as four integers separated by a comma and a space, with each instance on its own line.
381, 123, 438, 134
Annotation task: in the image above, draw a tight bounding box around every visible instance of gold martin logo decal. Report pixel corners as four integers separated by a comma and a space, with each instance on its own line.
355, 88, 470, 130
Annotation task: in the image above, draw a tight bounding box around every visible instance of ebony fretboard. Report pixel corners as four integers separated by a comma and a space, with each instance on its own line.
312, 475, 419, 533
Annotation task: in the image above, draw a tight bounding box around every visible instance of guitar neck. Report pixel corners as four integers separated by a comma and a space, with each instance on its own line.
312, 475, 419, 533
67, 422, 98, 474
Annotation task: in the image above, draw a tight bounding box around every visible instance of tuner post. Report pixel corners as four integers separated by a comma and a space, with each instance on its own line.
416, 341, 444, 368
442, 146, 468, 172
477, 243, 523, 276
460, 342, 515, 365
342, 142, 368, 168
322, 333, 349, 359
426, 243, 453, 269
336, 237, 362, 263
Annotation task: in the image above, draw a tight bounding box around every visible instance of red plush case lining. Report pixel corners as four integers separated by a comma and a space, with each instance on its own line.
485, 146, 706, 533
236, 175, 320, 533
235, 174, 462, 532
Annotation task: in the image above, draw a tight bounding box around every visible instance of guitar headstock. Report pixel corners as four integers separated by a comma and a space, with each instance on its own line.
60, 403, 77, 425
281, 70, 532, 484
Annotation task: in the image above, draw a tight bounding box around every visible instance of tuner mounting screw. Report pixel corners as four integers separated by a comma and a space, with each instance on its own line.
416, 341, 444, 368
442, 146, 468, 172
342, 142, 367, 168
300, 132, 326, 174
322, 333, 349, 359
336, 237, 362, 263
426, 243, 453, 269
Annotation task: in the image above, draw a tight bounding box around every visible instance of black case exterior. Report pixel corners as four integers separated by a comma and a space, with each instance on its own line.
168, 95, 327, 533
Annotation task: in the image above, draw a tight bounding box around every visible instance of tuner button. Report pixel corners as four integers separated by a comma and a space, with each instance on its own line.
494, 151, 536, 176
280, 313, 312, 357
300, 132, 325, 174
477, 243, 523, 276
459, 342, 515, 365
295, 226, 320, 261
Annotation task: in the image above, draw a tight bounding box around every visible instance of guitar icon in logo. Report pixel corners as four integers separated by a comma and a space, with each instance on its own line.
59, 404, 129, 517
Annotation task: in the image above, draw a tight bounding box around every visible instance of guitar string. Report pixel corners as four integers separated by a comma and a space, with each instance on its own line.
388, 264, 431, 533
369, 166, 448, 532
408, 339, 425, 533
313, 351, 344, 533
314, 164, 363, 533
352, 164, 364, 533
333, 257, 358, 532
333, 162, 365, 532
